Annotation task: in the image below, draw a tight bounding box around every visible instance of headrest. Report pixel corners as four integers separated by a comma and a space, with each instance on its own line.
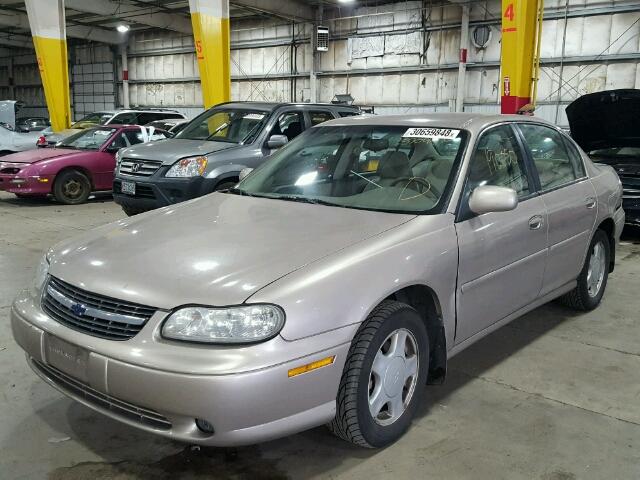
377, 151, 411, 179
363, 137, 389, 152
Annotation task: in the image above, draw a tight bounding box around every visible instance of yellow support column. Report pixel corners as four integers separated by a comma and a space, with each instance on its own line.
188, 0, 231, 108
24, 0, 71, 131
500, 0, 543, 114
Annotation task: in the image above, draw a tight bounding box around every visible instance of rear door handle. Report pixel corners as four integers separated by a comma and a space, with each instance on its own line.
529, 215, 543, 230
586, 197, 596, 209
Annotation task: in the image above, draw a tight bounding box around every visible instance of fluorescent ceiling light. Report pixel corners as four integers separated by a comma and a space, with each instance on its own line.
116, 24, 130, 33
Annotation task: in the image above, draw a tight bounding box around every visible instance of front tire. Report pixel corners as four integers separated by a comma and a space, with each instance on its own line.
120, 204, 148, 217
560, 229, 610, 311
53, 170, 91, 205
214, 180, 238, 192
328, 300, 429, 448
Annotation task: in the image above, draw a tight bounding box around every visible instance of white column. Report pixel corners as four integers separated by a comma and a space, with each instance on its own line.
456, 5, 469, 113
120, 46, 129, 109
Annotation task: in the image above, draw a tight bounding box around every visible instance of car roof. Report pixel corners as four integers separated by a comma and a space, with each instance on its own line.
317, 113, 556, 133
213, 101, 360, 112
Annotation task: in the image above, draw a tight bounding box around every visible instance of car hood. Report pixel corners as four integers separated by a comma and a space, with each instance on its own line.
47, 194, 416, 309
566, 89, 640, 152
121, 138, 239, 165
1, 148, 82, 164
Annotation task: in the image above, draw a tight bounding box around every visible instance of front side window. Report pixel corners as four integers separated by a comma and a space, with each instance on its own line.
309, 110, 334, 126
270, 111, 305, 141
58, 128, 117, 150
176, 108, 269, 143
465, 124, 530, 198
236, 125, 468, 214
519, 124, 578, 190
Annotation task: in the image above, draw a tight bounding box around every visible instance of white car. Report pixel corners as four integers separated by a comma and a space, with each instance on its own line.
0, 122, 40, 156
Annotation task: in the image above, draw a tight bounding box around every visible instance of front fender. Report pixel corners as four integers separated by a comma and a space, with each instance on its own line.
204, 163, 248, 181
246, 214, 458, 350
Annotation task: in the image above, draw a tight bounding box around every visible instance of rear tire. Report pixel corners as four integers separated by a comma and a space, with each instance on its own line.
328, 300, 429, 448
121, 205, 147, 217
559, 229, 610, 311
53, 170, 91, 205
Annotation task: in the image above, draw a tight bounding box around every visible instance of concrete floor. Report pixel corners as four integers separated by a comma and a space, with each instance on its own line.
1, 191, 639, 480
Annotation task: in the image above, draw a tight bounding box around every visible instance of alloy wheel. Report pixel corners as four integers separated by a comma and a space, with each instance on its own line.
587, 240, 606, 298
368, 328, 419, 426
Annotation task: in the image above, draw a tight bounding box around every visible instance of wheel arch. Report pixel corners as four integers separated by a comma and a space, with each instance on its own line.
596, 217, 616, 272
53, 165, 95, 189
384, 284, 447, 385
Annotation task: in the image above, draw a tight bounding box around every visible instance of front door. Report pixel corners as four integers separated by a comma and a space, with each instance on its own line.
516, 123, 597, 294
455, 124, 547, 342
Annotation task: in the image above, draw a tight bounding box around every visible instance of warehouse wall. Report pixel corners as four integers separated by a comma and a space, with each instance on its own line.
1, 0, 639, 126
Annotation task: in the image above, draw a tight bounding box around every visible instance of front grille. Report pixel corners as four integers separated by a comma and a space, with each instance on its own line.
614, 165, 640, 178
119, 158, 162, 177
32, 359, 172, 430
42, 276, 156, 340
113, 181, 156, 199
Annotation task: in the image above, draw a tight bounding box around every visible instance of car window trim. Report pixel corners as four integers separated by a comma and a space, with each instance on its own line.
454, 122, 538, 223
515, 122, 588, 194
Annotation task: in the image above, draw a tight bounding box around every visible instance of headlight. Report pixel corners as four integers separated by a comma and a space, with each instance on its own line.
115, 148, 124, 167
162, 304, 285, 344
32, 254, 49, 293
165, 156, 208, 178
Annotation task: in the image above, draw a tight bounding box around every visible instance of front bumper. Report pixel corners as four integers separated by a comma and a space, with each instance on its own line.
11, 290, 350, 446
0, 168, 52, 195
113, 173, 219, 211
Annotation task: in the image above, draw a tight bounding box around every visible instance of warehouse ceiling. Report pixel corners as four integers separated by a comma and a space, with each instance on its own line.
0, 0, 404, 50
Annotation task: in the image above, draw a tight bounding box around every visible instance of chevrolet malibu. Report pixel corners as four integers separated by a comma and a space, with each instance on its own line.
11, 114, 624, 448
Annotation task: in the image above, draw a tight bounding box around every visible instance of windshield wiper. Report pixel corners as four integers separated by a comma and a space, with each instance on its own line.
224, 187, 257, 196
275, 195, 340, 207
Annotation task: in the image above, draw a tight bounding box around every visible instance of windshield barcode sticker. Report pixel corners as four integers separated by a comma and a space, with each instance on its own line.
402, 128, 460, 139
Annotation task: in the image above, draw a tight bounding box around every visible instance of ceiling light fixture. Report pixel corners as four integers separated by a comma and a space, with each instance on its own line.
116, 24, 130, 33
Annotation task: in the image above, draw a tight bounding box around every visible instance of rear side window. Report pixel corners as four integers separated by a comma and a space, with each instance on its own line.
562, 137, 586, 178
518, 124, 578, 190
309, 110, 334, 126
111, 112, 137, 124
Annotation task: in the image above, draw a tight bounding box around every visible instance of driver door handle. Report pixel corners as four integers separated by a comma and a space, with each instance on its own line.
585, 197, 596, 209
529, 215, 543, 230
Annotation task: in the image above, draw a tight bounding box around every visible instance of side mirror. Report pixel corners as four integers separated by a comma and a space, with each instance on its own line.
267, 134, 288, 150
468, 185, 518, 215
239, 167, 253, 181
104, 146, 120, 154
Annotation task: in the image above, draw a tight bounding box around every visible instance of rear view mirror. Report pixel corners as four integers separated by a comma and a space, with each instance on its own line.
468, 185, 518, 215
267, 134, 288, 149
239, 167, 253, 181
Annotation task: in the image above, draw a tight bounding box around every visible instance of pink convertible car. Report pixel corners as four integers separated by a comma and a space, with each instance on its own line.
0, 125, 169, 204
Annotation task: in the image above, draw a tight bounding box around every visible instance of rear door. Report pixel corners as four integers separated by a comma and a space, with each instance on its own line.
516, 123, 597, 295
455, 124, 547, 342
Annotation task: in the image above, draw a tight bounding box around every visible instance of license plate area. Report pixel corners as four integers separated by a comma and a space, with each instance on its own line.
121, 180, 136, 195
44, 334, 89, 383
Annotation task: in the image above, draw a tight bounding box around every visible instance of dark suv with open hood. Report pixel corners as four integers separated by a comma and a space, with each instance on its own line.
567, 89, 639, 226
112, 102, 360, 216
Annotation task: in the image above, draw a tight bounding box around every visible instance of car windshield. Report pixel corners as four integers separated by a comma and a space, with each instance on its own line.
176, 108, 269, 143
589, 147, 640, 158
58, 127, 116, 150
71, 112, 112, 128
236, 125, 468, 214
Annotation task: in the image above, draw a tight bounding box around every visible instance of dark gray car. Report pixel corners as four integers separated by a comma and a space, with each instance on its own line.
112, 102, 360, 216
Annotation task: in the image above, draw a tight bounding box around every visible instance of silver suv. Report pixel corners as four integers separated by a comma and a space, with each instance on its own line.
112, 102, 360, 216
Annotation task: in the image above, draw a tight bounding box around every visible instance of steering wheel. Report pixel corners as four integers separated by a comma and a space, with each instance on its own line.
390, 177, 440, 200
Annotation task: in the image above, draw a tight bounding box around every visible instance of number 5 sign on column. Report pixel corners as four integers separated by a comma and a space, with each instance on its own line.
196, 40, 204, 60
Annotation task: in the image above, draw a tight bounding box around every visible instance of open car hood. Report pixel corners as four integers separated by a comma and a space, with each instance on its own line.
566, 89, 640, 152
